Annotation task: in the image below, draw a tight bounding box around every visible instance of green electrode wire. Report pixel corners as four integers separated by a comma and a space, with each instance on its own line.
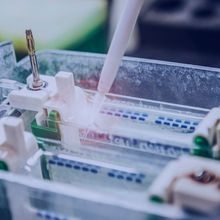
194, 136, 210, 148
0, 161, 9, 171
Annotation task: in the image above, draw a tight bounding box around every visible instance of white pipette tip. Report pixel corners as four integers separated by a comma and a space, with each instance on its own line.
97, 0, 144, 95
83, 92, 106, 139
89, 92, 106, 125
84, 0, 144, 138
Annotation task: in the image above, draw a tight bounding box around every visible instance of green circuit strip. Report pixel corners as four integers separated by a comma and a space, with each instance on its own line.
150, 195, 164, 204
40, 155, 51, 180
31, 111, 61, 141
192, 147, 212, 159
0, 161, 9, 171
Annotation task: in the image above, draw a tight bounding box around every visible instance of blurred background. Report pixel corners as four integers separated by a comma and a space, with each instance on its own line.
1, 0, 220, 67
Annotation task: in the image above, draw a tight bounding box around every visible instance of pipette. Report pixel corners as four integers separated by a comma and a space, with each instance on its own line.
88, 0, 145, 128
